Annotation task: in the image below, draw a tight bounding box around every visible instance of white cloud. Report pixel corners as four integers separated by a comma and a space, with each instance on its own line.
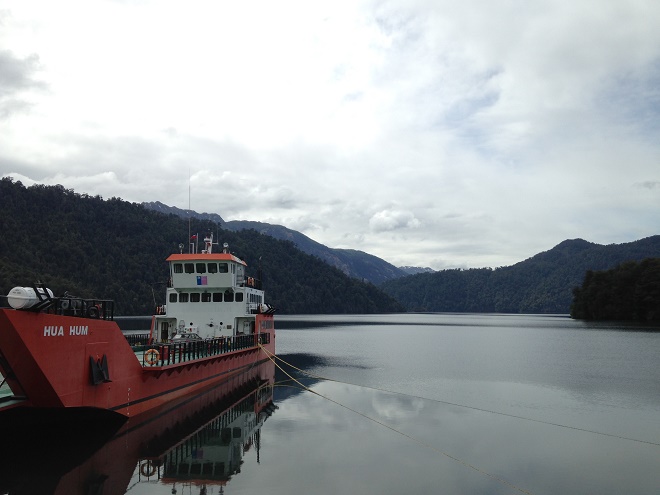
369, 209, 421, 233
1, 0, 660, 269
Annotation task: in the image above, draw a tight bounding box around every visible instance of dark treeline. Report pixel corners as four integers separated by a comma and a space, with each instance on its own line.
0, 178, 403, 315
381, 237, 660, 314
570, 258, 660, 321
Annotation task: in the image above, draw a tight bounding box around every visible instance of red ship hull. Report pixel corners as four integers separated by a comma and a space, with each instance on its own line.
0, 308, 275, 420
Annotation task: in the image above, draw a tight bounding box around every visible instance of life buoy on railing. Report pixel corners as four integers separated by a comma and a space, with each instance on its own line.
140, 460, 156, 477
145, 349, 160, 366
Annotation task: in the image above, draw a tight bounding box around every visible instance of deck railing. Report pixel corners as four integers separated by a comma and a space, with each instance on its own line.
138, 333, 271, 367
125, 333, 150, 346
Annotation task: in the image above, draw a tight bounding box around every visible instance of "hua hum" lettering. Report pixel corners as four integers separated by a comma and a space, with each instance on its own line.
43, 325, 89, 337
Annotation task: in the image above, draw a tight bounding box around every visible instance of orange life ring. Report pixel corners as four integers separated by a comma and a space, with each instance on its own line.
140, 460, 156, 477
145, 349, 160, 366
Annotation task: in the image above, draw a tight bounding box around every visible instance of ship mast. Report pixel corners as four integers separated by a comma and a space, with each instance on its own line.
202, 232, 215, 254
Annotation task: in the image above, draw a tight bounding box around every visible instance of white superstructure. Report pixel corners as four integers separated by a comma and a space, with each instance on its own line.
152, 233, 274, 343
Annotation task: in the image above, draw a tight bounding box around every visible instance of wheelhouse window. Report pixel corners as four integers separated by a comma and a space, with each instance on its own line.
173, 264, 183, 273
184, 263, 194, 274
219, 263, 228, 273
196, 263, 206, 274
208, 263, 218, 273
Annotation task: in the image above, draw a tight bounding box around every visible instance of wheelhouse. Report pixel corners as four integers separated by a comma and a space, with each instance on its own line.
152, 235, 273, 344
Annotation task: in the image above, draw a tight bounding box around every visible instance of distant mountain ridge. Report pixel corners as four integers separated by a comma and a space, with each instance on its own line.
399, 266, 435, 275
143, 201, 410, 284
3, 184, 656, 316
143, 202, 660, 314
145, 201, 225, 224
380, 236, 660, 314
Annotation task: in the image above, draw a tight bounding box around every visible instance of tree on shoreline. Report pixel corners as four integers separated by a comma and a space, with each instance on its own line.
570, 258, 660, 321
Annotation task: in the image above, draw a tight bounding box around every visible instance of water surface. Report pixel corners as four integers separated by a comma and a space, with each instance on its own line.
1, 313, 659, 495
256, 313, 660, 495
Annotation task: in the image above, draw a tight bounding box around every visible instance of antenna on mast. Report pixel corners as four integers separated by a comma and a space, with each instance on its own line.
188, 168, 191, 253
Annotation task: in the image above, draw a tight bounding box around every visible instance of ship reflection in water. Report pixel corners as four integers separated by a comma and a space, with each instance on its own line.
0, 361, 275, 495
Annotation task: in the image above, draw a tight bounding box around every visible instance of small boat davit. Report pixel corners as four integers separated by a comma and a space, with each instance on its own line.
0, 232, 276, 422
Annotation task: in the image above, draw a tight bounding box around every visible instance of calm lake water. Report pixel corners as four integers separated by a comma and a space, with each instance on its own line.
1, 313, 659, 495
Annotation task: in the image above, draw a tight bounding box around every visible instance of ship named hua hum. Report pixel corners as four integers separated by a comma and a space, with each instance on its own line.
0, 233, 276, 423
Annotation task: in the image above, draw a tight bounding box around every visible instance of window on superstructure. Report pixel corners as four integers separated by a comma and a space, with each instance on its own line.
180, 293, 189, 303
184, 263, 194, 274
208, 263, 218, 273
173, 264, 183, 273
213, 292, 222, 302
202, 292, 211, 302
191, 293, 200, 303
219, 263, 228, 273
169, 293, 177, 303
224, 290, 234, 302
235, 293, 244, 302
196, 263, 206, 274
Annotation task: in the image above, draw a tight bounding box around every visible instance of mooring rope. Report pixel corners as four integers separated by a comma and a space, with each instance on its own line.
262, 346, 660, 449
259, 345, 536, 495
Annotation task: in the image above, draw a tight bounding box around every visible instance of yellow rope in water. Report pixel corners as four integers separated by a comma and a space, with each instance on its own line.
261, 346, 660, 449
258, 345, 535, 495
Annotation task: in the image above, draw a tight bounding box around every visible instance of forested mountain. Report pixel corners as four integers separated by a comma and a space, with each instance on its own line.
0, 178, 403, 315
143, 202, 409, 284
380, 237, 660, 314
571, 258, 660, 321
4, 178, 657, 317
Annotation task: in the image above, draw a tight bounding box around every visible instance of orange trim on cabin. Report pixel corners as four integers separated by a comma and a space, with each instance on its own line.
166, 253, 247, 265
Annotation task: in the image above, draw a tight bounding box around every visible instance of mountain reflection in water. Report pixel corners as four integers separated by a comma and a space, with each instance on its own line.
0, 361, 275, 495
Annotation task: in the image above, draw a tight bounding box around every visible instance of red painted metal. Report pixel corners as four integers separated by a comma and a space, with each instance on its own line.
0, 308, 275, 420
166, 253, 246, 264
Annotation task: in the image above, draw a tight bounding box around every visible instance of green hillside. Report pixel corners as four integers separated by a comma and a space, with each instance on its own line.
0, 178, 403, 315
380, 237, 660, 314
571, 258, 660, 321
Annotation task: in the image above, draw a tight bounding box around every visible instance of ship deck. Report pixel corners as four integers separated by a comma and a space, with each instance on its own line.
132, 333, 271, 368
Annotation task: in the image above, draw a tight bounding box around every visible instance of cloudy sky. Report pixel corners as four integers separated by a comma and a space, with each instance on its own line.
1, 0, 659, 270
